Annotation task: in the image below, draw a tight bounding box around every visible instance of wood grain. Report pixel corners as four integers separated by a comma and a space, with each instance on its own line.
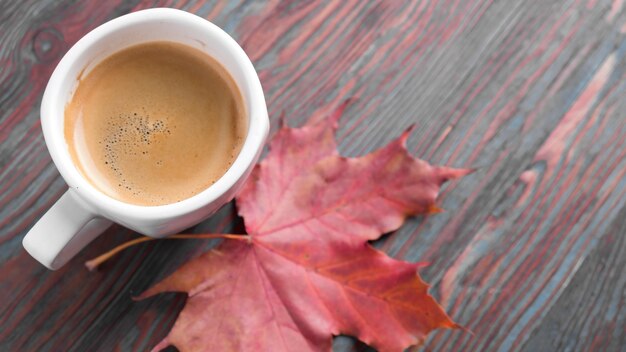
1, 0, 625, 351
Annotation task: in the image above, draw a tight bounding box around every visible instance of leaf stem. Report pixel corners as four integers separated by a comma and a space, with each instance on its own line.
85, 233, 249, 271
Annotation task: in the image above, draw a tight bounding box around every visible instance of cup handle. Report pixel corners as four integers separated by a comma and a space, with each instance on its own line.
22, 190, 112, 270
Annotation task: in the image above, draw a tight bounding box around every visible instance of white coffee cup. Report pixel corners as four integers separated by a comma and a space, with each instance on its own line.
22, 8, 269, 270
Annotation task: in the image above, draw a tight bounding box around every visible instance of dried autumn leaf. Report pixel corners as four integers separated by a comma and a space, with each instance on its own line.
138, 103, 469, 351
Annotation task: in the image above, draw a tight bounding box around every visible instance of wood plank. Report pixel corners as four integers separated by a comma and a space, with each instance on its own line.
0, 0, 625, 351
522, 205, 626, 351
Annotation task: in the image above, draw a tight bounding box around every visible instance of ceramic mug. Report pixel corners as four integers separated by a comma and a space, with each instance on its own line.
23, 8, 269, 270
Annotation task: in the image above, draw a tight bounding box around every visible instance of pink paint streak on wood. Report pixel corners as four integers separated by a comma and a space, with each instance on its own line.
607, 0, 624, 21
440, 220, 499, 306
535, 54, 615, 168
517, 170, 538, 206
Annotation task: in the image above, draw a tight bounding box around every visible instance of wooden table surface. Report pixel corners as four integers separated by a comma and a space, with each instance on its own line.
2, 1, 626, 351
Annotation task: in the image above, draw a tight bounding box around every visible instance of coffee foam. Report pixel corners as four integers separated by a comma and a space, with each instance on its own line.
100, 110, 172, 198
65, 42, 247, 206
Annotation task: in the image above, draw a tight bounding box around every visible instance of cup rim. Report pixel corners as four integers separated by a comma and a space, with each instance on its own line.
41, 8, 268, 222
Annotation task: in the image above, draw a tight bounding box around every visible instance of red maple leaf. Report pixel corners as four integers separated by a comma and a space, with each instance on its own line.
137, 103, 469, 351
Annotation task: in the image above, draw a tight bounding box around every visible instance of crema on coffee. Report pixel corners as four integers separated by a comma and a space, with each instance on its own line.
65, 41, 247, 206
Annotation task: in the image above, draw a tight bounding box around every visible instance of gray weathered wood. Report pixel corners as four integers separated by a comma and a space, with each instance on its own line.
1, 0, 625, 351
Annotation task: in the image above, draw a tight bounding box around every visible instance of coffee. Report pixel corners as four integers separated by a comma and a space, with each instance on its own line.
65, 42, 247, 206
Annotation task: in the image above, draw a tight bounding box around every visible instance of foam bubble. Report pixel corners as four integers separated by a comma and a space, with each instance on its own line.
101, 111, 171, 193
